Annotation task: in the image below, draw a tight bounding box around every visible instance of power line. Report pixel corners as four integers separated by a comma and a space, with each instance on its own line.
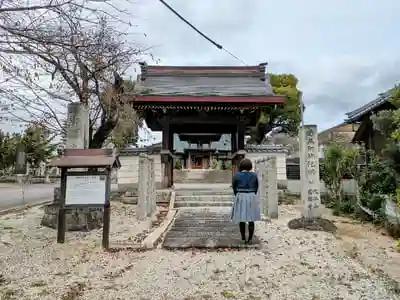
158, 0, 246, 65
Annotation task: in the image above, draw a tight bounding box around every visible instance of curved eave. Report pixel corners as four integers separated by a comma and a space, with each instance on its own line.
134, 94, 286, 104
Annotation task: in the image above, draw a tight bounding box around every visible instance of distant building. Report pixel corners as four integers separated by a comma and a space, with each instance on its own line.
173, 133, 231, 169
262, 133, 299, 157
317, 122, 359, 157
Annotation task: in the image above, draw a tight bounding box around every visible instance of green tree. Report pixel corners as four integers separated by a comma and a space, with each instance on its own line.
320, 142, 360, 215
174, 159, 182, 170
20, 123, 56, 169
105, 80, 141, 149
370, 85, 400, 209
371, 86, 400, 174
371, 86, 400, 142
248, 73, 301, 144
0, 130, 18, 174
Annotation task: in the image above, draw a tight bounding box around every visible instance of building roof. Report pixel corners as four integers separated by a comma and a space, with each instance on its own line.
138, 63, 275, 97
245, 144, 288, 153
317, 122, 358, 145
345, 90, 392, 122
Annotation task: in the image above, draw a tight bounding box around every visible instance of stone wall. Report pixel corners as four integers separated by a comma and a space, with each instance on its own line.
174, 169, 232, 184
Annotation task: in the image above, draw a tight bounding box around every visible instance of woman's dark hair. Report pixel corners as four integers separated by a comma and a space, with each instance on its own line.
239, 158, 253, 171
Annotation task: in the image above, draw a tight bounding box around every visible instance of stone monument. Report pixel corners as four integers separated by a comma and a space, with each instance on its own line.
41, 102, 103, 231
300, 125, 321, 219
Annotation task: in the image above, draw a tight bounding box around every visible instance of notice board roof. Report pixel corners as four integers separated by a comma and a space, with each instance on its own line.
49, 149, 121, 169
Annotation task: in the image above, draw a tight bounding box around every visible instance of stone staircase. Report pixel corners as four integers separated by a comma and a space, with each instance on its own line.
162, 207, 260, 249
162, 183, 261, 249
174, 188, 233, 208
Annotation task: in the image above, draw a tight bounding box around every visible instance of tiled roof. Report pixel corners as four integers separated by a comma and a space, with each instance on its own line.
245, 144, 288, 153
345, 91, 391, 122
138, 63, 274, 97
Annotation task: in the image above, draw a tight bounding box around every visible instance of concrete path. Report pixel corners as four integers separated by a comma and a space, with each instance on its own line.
0, 183, 57, 210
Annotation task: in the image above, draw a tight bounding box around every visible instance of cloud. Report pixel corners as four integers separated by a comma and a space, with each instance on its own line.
294, 57, 400, 129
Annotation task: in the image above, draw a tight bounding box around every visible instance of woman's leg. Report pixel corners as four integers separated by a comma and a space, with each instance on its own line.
239, 222, 246, 241
248, 222, 255, 244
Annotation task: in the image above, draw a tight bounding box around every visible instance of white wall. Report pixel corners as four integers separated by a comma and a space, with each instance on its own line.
246, 152, 287, 181
152, 154, 162, 183
285, 179, 358, 195
118, 156, 139, 185
118, 154, 162, 185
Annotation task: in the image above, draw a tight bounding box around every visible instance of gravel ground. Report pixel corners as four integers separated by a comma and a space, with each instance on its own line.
0, 204, 399, 300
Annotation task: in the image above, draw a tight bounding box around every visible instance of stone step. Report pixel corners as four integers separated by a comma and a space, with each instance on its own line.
170, 224, 239, 234
172, 219, 233, 225
174, 201, 232, 208
175, 195, 233, 202
173, 218, 232, 223
175, 190, 232, 196
162, 237, 260, 249
162, 208, 261, 249
165, 231, 240, 238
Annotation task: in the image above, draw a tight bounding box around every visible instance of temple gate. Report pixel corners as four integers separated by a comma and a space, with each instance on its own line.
132, 62, 286, 188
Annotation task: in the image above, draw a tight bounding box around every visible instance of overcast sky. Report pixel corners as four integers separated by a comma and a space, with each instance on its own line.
2, 0, 400, 144
133, 0, 400, 138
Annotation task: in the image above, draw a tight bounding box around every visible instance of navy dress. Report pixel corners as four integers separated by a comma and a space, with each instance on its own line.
230, 171, 261, 223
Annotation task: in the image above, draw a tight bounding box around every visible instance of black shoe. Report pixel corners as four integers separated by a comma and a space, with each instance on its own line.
246, 239, 252, 245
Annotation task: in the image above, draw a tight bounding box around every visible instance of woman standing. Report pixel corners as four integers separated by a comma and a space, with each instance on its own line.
230, 158, 260, 245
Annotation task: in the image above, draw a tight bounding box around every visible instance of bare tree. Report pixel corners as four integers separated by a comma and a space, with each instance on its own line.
0, 0, 150, 147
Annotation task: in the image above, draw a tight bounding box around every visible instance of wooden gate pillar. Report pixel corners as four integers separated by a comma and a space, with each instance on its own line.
161, 117, 173, 188
231, 129, 238, 175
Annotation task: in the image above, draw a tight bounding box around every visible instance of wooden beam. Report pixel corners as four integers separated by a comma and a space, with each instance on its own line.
170, 115, 240, 125
136, 95, 286, 104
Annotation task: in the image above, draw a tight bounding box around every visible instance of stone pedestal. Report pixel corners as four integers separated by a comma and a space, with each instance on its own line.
41, 187, 103, 231
41, 204, 103, 231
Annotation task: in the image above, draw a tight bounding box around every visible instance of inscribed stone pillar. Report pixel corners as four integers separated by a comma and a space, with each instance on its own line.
301, 125, 321, 219
137, 155, 148, 220
266, 157, 278, 218
150, 158, 156, 214
188, 153, 191, 169
299, 126, 306, 204
256, 160, 267, 219
146, 157, 155, 217
66, 102, 85, 149
110, 168, 118, 192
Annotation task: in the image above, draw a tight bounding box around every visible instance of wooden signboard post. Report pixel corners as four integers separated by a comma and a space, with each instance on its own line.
49, 148, 121, 250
